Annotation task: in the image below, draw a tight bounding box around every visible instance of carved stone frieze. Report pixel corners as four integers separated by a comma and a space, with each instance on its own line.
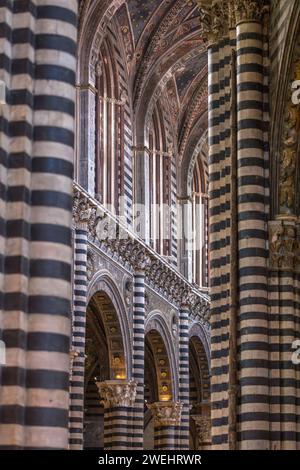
96, 380, 137, 409
279, 58, 300, 215
74, 183, 210, 326
147, 401, 183, 426
87, 249, 97, 281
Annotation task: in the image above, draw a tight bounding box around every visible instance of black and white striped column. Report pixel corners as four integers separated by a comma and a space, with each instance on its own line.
69, 201, 91, 449
0, 0, 78, 449
177, 302, 190, 449
236, 4, 270, 450
131, 265, 147, 449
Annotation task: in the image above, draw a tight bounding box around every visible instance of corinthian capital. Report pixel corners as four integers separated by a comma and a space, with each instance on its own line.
234, 0, 268, 24
197, 0, 229, 45
96, 380, 137, 409
147, 401, 183, 426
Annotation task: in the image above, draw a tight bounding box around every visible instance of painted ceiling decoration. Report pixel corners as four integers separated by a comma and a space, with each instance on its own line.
78, 0, 208, 170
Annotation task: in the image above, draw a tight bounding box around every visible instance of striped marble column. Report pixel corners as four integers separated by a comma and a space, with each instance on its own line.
131, 266, 147, 449
97, 380, 137, 450
268, 218, 300, 450
0, 0, 78, 449
69, 199, 92, 449
148, 401, 182, 450
236, 2, 270, 450
177, 303, 190, 449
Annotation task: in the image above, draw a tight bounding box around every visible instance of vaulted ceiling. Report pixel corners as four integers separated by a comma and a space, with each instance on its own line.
78, 0, 208, 166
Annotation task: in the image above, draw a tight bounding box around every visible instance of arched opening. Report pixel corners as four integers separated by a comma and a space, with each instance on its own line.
144, 329, 174, 450
189, 335, 211, 450
148, 101, 172, 255
192, 153, 208, 287
83, 291, 127, 449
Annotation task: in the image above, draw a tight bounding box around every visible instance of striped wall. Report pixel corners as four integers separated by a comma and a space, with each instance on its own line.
0, 0, 78, 449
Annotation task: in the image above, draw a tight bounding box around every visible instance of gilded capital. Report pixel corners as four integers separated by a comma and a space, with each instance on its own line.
147, 401, 183, 426
96, 380, 137, 409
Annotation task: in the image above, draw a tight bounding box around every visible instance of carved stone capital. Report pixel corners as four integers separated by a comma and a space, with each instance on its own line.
192, 415, 211, 444
131, 247, 152, 273
234, 0, 268, 24
147, 401, 183, 426
197, 0, 229, 45
269, 219, 300, 272
96, 380, 137, 409
73, 192, 95, 230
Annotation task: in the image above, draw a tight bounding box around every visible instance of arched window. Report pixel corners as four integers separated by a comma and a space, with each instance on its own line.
148, 102, 171, 256
95, 35, 120, 209
192, 154, 208, 287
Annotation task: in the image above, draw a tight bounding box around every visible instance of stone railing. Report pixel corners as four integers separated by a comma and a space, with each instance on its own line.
73, 182, 210, 329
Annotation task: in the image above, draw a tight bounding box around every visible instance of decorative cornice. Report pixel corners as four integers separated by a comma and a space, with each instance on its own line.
73, 183, 210, 323
147, 401, 183, 426
96, 380, 137, 408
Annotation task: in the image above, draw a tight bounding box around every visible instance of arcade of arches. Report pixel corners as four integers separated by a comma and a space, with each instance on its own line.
1, 0, 300, 452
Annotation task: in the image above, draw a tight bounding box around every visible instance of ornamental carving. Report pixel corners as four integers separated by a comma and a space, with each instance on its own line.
87, 250, 97, 281
279, 59, 300, 214
147, 401, 183, 426
197, 0, 229, 44
96, 380, 137, 409
74, 183, 210, 326
269, 220, 300, 271
192, 415, 211, 444
73, 191, 96, 229
234, 0, 268, 23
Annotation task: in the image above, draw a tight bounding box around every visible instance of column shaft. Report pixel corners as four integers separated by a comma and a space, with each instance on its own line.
0, 0, 78, 450
69, 226, 88, 449
236, 18, 269, 449
132, 270, 146, 449
178, 306, 189, 449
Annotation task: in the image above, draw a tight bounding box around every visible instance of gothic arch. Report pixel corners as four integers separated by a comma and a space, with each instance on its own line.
189, 322, 210, 372
87, 272, 132, 378
145, 311, 178, 401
